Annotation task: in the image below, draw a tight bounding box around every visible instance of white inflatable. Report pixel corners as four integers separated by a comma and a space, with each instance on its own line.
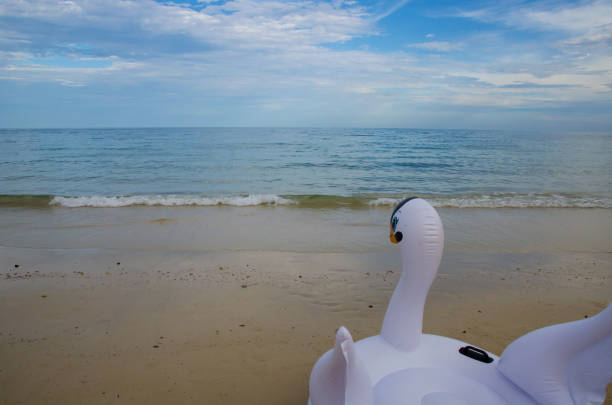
308, 197, 612, 405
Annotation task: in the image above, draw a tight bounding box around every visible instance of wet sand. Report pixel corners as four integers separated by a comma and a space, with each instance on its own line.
1, 207, 611, 404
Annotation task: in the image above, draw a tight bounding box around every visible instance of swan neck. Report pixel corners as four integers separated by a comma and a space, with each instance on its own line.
380, 252, 438, 352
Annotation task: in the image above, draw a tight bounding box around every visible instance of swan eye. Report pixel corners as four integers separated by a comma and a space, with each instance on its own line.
391, 215, 399, 232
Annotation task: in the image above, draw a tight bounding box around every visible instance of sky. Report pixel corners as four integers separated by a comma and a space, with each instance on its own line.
0, 0, 611, 130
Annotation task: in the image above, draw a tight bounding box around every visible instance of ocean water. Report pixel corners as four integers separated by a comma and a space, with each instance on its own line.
0, 127, 610, 208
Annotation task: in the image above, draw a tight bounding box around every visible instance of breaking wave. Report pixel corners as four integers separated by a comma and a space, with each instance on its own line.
50, 194, 293, 207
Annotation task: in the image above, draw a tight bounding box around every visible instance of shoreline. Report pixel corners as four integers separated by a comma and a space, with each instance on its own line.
1, 192, 611, 210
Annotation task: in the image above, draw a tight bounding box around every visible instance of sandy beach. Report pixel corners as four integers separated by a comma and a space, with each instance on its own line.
1, 206, 610, 404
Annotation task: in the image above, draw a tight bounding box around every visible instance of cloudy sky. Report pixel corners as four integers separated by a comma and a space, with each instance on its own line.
1, 0, 611, 130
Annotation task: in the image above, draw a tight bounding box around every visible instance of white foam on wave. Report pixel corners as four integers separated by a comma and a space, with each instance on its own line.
49, 193, 611, 209
368, 194, 612, 208
368, 197, 402, 207
51, 194, 294, 208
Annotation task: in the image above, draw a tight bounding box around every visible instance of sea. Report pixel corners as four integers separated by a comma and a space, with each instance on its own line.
0, 127, 610, 209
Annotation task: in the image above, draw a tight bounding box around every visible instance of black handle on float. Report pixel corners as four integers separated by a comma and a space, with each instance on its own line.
459, 345, 494, 363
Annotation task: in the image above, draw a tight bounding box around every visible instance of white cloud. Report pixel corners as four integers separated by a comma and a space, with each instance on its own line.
447, 0, 612, 101
457, 0, 612, 48
0, 0, 372, 51
55, 78, 86, 86
522, 1, 612, 33
374, 0, 411, 21
406, 41, 463, 52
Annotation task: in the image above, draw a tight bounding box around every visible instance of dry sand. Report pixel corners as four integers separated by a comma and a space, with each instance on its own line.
1, 249, 610, 404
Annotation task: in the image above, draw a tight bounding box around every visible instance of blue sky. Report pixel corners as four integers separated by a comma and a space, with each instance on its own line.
0, 0, 611, 130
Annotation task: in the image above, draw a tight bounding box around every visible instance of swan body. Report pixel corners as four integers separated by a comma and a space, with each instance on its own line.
308, 197, 612, 405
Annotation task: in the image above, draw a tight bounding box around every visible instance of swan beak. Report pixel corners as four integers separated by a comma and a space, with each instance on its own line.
390, 226, 399, 244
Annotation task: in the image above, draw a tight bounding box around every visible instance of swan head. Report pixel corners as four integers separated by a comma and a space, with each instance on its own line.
389, 197, 444, 266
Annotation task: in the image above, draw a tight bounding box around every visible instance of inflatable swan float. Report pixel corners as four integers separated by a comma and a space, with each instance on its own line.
309, 197, 612, 405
